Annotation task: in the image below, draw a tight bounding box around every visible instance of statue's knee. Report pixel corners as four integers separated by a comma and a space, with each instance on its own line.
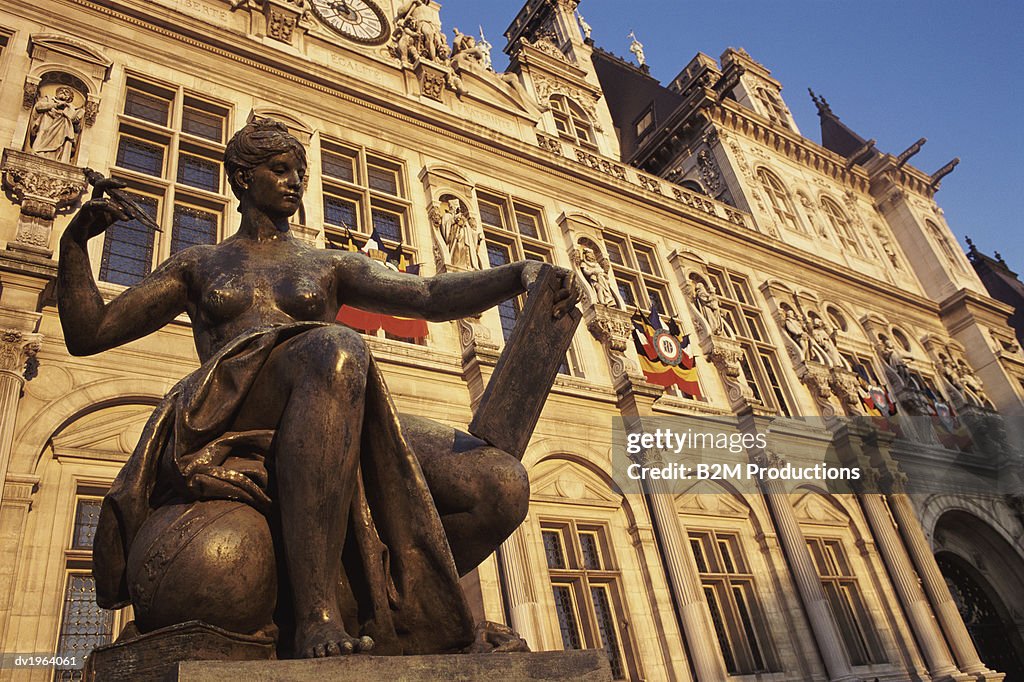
301, 326, 368, 383
485, 451, 530, 534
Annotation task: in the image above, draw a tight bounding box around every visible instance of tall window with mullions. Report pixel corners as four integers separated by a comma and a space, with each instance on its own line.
103, 77, 228, 286
53, 495, 121, 682
688, 529, 777, 674
705, 265, 795, 416
542, 521, 636, 680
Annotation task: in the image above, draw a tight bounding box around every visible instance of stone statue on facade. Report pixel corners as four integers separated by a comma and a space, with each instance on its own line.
627, 31, 645, 67
881, 338, 914, 388
392, 0, 448, 63
29, 86, 84, 163
59, 119, 578, 663
692, 280, 733, 337
808, 316, 849, 369
476, 27, 493, 70
572, 243, 618, 307
956, 359, 990, 407
429, 196, 482, 271
450, 28, 488, 71
576, 12, 592, 41
782, 308, 810, 360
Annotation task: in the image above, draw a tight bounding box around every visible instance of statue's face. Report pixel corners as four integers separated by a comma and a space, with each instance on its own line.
56, 87, 74, 102
245, 150, 305, 218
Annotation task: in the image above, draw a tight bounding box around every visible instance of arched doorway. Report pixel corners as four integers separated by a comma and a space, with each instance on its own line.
933, 508, 1024, 680
937, 552, 1024, 680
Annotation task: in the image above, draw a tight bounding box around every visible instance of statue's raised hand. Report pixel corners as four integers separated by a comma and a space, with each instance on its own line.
65, 177, 135, 243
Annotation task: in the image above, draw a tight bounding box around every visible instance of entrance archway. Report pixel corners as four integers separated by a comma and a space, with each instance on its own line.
933, 509, 1024, 679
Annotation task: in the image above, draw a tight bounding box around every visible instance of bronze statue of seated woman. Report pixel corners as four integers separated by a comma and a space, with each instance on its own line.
57, 118, 578, 659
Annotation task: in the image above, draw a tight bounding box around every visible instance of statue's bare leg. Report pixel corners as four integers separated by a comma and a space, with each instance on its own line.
234, 326, 371, 658
399, 415, 529, 575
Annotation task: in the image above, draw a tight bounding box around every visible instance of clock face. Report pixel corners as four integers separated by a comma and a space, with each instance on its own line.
310, 0, 390, 45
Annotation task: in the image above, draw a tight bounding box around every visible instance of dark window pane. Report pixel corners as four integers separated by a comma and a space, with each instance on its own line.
322, 151, 355, 182
324, 195, 357, 229
543, 531, 565, 569
478, 201, 504, 228
100, 194, 157, 286
71, 499, 102, 550
515, 210, 539, 237
176, 153, 219, 192
371, 208, 402, 242
690, 538, 708, 573
486, 241, 512, 268
116, 137, 164, 177
704, 585, 737, 673
552, 585, 582, 650
182, 106, 223, 141
124, 88, 169, 126
733, 585, 766, 671
171, 205, 217, 253
54, 574, 114, 679
497, 299, 518, 342
579, 534, 601, 570
591, 586, 625, 679
605, 241, 624, 265
367, 165, 398, 195
616, 281, 635, 307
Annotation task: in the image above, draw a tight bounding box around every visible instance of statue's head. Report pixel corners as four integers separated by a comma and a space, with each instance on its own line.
225, 118, 307, 201
55, 86, 75, 103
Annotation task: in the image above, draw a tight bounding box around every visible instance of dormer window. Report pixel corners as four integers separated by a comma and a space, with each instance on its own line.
756, 88, 790, 130
550, 94, 597, 148
634, 107, 654, 139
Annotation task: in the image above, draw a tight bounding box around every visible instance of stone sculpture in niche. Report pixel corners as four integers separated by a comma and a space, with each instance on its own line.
782, 307, 810, 360
59, 119, 579, 666
29, 85, 84, 162
691, 279, 734, 337
571, 241, 618, 308
429, 195, 482, 271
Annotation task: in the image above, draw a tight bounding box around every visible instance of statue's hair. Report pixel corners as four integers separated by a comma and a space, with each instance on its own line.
224, 118, 307, 199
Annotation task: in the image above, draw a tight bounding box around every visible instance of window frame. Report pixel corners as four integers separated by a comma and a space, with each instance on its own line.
541, 520, 636, 680
755, 168, 802, 234
103, 74, 230, 286
707, 265, 796, 416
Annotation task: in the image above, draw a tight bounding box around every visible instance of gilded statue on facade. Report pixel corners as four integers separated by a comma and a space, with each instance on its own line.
58, 119, 578, 660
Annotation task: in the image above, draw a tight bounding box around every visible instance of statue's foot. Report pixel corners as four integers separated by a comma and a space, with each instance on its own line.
295, 622, 373, 658
464, 621, 530, 653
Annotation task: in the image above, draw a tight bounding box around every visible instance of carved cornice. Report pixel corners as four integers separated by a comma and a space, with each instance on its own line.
708, 101, 872, 194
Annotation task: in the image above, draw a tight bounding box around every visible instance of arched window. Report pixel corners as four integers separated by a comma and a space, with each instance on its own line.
550, 94, 596, 148
821, 197, 862, 255
926, 220, 966, 273
755, 168, 800, 233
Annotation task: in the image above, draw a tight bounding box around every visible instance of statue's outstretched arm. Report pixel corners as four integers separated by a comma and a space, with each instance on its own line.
336, 255, 576, 322
57, 185, 189, 356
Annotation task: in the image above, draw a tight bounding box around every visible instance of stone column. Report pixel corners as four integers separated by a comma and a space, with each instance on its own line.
859, 490, 963, 679
757, 454, 858, 682
887, 491, 996, 678
498, 523, 553, 651
0, 330, 42, 509
642, 470, 727, 681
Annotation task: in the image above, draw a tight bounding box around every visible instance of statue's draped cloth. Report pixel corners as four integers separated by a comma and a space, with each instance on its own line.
93, 322, 475, 654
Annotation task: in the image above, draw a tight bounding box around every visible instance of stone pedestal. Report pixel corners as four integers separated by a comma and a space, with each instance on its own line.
175, 650, 611, 682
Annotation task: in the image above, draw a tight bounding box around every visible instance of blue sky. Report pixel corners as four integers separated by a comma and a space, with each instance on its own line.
435, 1, 1024, 273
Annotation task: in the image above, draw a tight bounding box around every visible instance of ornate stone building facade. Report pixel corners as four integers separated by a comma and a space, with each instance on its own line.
0, 1, 1021, 680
